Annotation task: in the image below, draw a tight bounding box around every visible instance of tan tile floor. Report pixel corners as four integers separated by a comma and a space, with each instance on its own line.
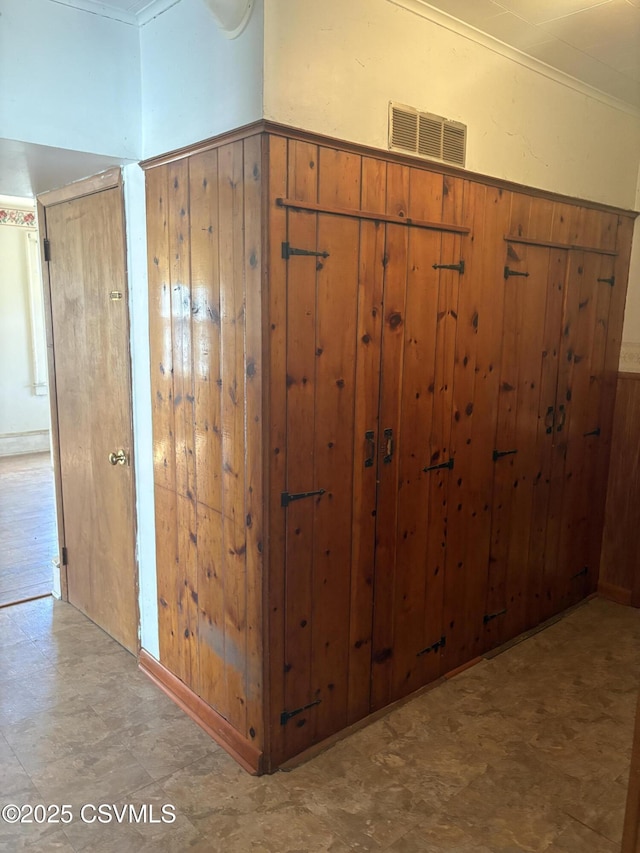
0, 595, 637, 852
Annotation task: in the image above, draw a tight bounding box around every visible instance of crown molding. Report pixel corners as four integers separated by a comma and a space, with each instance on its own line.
137, 0, 183, 25
388, 0, 640, 119
47, 0, 137, 24
45, 0, 182, 26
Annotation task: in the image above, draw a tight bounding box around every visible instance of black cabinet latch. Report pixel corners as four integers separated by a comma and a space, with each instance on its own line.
493, 449, 517, 461
417, 635, 446, 657
282, 242, 329, 260
504, 266, 529, 279
583, 427, 601, 437
432, 260, 465, 274
484, 608, 507, 624
280, 698, 321, 726
597, 276, 615, 287
281, 489, 326, 508
423, 458, 454, 473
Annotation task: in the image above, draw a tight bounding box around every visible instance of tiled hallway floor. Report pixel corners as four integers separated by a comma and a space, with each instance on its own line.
1, 596, 638, 852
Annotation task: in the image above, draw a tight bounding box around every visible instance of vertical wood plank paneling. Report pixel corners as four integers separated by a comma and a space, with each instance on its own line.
146, 167, 175, 492
265, 135, 289, 768
310, 213, 360, 742
361, 157, 388, 215
526, 248, 565, 628
154, 484, 178, 673
557, 251, 601, 607
386, 163, 410, 219
600, 374, 640, 603
551, 202, 574, 245
168, 161, 196, 502
347, 158, 386, 723
442, 181, 484, 669
462, 186, 511, 658
483, 237, 524, 644
189, 149, 227, 715
196, 501, 226, 713
161, 161, 198, 683
595, 215, 635, 605
390, 225, 443, 697
243, 135, 264, 748
178, 491, 199, 689
504, 246, 557, 638
282, 142, 319, 760
508, 192, 532, 238
190, 150, 222, 514
218, 141, 248, 734
407, 167, 443, 221
370, 221, 409, 711
318, 147, 361, 208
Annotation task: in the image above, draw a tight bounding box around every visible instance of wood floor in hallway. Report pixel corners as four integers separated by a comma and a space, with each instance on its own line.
0, 452, 56, 607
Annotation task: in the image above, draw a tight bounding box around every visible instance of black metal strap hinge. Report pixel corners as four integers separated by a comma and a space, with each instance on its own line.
433, 260, 465, 274
62, 546, 68, 566
493, 449, 517, 461
280, 698, 321, 726
423, 458, 454, 473
282, 242, 329, 260
504, 266, 529, 279
597, 276, 615, 287
44, 238, 51, 262
584, 427, 601, 437
572, 566, 589, 579
417, 635, 446, 657
484, 608, 507, 624
281, 488, 325, 508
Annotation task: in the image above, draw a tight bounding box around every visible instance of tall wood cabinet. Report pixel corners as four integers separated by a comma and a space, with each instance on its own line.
141, 122, 635, 774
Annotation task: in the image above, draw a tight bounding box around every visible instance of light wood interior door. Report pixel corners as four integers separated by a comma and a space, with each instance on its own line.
44, 185, 137, 653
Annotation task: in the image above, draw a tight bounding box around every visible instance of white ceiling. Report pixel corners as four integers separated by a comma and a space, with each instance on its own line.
417, 0, 640, 108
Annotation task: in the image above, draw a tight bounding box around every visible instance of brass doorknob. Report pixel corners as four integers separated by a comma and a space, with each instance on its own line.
108, 449, 127, 466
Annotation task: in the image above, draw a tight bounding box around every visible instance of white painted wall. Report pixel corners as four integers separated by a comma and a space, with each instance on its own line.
0, 0, 140, 159
0, 217, 50, 454
140, 0, 264, 159
263, 0, 640, 211
122, 163, 159, 657
620, 171, 640, 373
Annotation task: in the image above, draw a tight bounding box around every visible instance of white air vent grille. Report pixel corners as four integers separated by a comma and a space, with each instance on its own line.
391, 109, 418, 151
389, 103, 467, 167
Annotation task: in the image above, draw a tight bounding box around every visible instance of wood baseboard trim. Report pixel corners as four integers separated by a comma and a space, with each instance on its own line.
138, 649, 264, 775
444, 656, 483, 679
598, 582, 633, 606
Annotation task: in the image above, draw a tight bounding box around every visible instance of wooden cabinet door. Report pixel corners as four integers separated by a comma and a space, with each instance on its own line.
371, 223, 464, 709
484, 243, 566, 646
279, 209, 381, 759
544, 250, 616, 617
